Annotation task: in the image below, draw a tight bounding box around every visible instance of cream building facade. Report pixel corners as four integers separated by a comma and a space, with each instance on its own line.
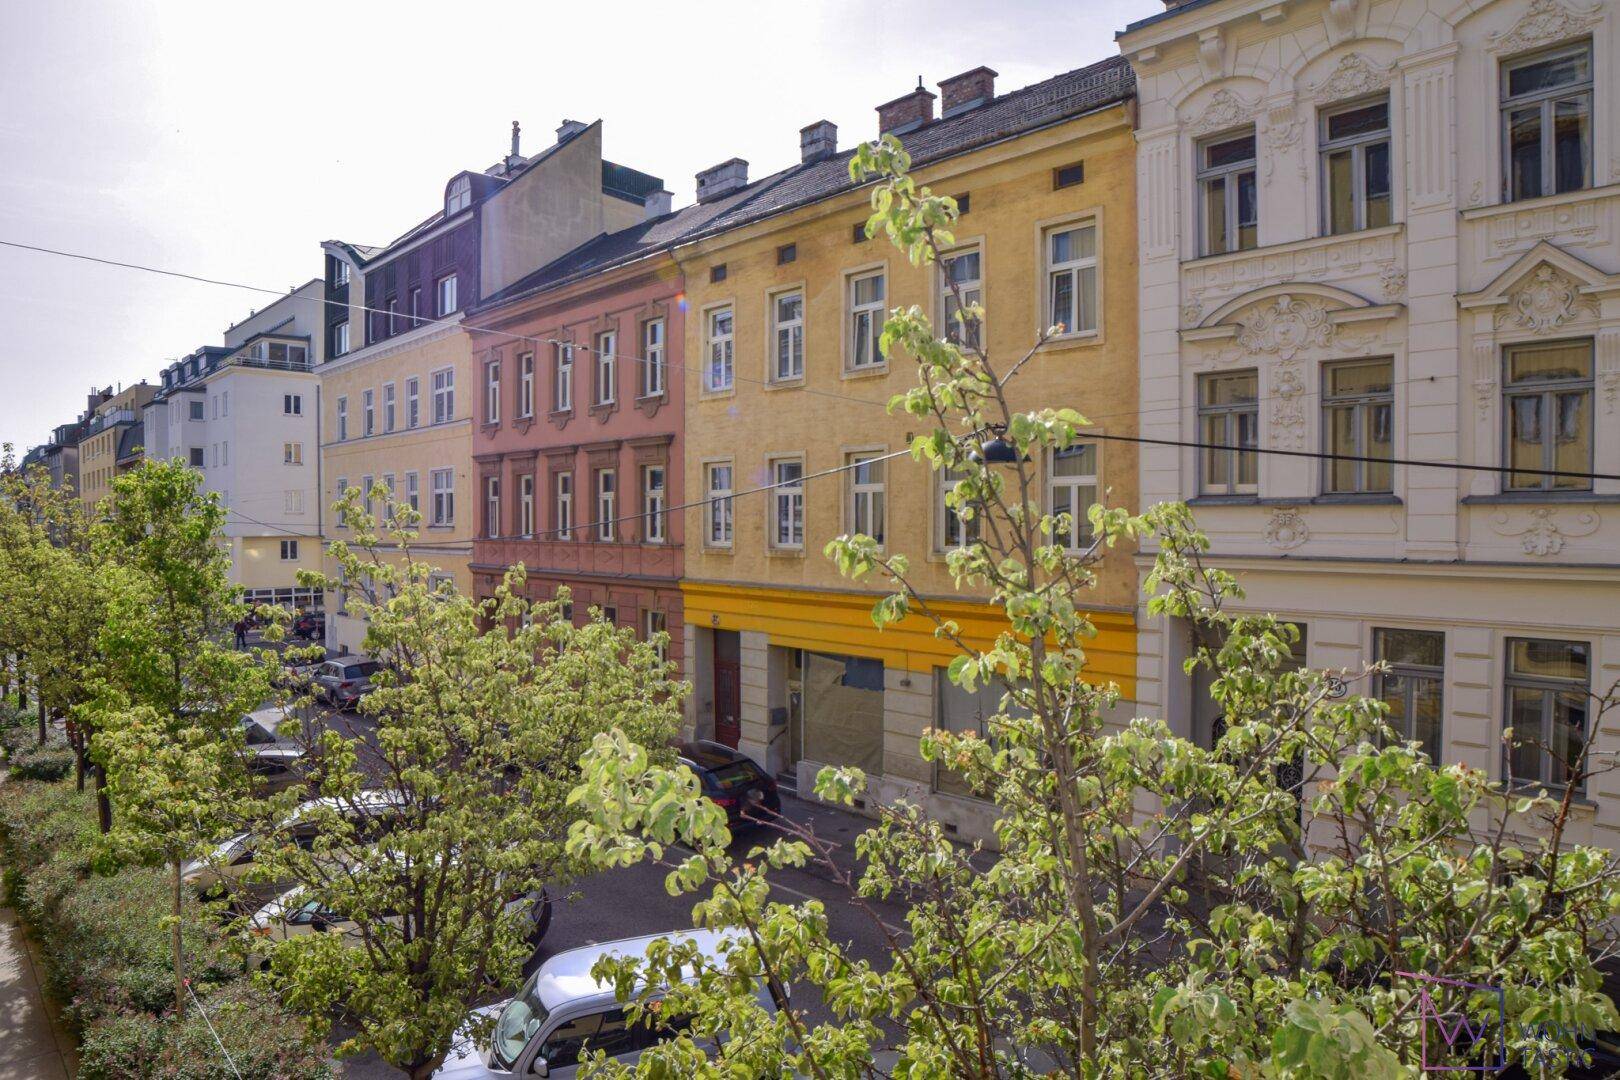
1121, 0, 1620, 847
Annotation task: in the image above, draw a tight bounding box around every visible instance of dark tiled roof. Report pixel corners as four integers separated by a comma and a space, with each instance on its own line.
1121, 0, 1222, 34
115, 423, 145, 465
472, 56, 1135, 313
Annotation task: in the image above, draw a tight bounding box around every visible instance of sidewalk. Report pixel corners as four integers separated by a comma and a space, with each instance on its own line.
0, 906, 75, 1079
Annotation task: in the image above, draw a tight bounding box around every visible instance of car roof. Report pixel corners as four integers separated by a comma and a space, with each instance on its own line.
678, 741, 752, 770
533, 929, 737, 1013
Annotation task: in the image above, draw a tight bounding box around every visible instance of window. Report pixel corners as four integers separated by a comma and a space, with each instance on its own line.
431, 368, 454, 424
446, 175, 471, 215
405, 471, 420, 513
1054, 161, 1085, 189
773, 291, 804, 381
1502, 42, 1592, 202
518, 353, 535, 417
942, 249, 983, 347
284, 393, 302, 416
1373, 629, 1444, 762
706, 463, 733, 547
336, 476, 347, 505
284, 489, 304, 515
189, 400, 205, 421
1198, 371, 1258, 495
361, 474, 375, 517
710, 264, 727, 283
333, 261, 349, 287
1503, 340, 1592, 491
554, 471, 573, 539
639, 320, 665, 398
188, 447, 205, 467
849, 271, 885, 369
1197, 130, 1258, 255
706, 308, 734, 391
777, 243, 797, 265
772, 459, 804, 548
519, 474, 535, 535
334, 321, 350, 356
485, 360, 501, 423
283, 441, 303, 465
852, 222, 870, 244
363, 389, 375, 436
935, 668, 1008, 797
1320, 96, 1392, 235
596, 470, 616, 540
595, 331, 616, 405
222, 391, 229, 417
1048, 443, 1098, 551
437, 274, 458, 316
643, 465, 666, 543
386, 297, 399, 335
381, 473, 395, 513
848, 453, 886, 545
383, 383, 396, 432
221, 441, 229, 466
1322, 359, 1393, 493
280, 540, 299, 561
554, 344, 574, 412
406, 377, 420, 428
644, 610, 668, 662
1505, 638, 1590, 791
430, 468, 454, 526
485, 476, 500, 538
409, 287, 422, 327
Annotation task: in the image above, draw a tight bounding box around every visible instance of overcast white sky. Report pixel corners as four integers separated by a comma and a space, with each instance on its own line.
0, 0, 1158, 452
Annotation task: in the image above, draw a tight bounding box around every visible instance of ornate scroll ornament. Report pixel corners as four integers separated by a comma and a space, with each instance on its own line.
1495, 265, 1599, 335
1263, 507, 1311, 550
1264, 107, 1306, 181
1234, 295, 1336, 360
1489, 506, 1599, 556
1181, 295, 1204, 327
1489, 0, 1603, 55
1188, 89, 1255, 137
1308, 53, 1395, 105
1378, 263, 1407, 300
1270, 362, 1307, 449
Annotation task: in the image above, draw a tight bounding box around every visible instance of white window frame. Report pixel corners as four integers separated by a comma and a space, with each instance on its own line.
437, 273, 458, 316
284, 393, 302, 416
937, 465, 980, 552
486, 360, 501, 424
1197, 370, 1260, 496
485, 475, 501, 538
705, 306, 735, 392
772, 289, 805, 382
1500, 41, 1594, 203
334, 321, 350, 356
847, 452, 886, 546
280, 539, 299, 561
1318, 95, 1393, 236
405, 470, 420, 513
643, 609, 668, 662
406, 377, 420, 429
519, 474, 535, 536
847, 269, 886, 371
596, 468, 616, 540
1047, 442, 1098, 553
770, 457, 805, 550
431, 367, 454, 425
518, 353, 535, 418
643, 464, 666, 543
1044, 222, 1098, 337
940, 247, 983, 348
382, 382, 396, 432
554, 344, 574, 413
554, 471, 573, 540
705, 462, 734, 548
446, 176, 471, 215
334, 261, 350, 287
430, 468, 454, 526
1196, 128, 1259, 257
595, 331, 617, 405
640, 319, 665, 398
362, 388, 375, 436
283, 441, 303, 465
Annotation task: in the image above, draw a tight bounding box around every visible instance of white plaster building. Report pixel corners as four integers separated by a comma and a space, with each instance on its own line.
1120, 0, 1620, 847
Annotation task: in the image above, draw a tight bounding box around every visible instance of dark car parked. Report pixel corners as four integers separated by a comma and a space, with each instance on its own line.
678, 741, 780, 827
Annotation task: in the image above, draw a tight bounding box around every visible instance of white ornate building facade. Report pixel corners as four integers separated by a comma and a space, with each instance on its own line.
1121, 0, 1620, 847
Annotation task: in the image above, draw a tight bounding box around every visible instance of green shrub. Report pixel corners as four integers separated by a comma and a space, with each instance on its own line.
4, 727, 75, 781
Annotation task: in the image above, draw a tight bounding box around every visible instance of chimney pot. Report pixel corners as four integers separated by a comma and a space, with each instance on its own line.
876, 82, 936, 136
556, 119, 587, 143
511, 120, 521, 158
938, 66, 998, 118
799, 120, 838, 164
695, 158, 749, 203
642, 189, 673, 219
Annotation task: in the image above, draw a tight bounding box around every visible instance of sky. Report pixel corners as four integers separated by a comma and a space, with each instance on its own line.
0, 0, 1160, 452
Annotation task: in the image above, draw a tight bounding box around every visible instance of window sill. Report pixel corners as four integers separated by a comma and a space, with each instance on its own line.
766, 547, 806, 559
1460, 181, 1620, 222
1184, 223, 1404, 268
1504, 781, 1597, 812
1462, 492, 1615, 505
1311, 493, 1401, 506
841, 366, 889, 381
1187, 494, 1261, 506
701, 545, 735, 555
426, 524, 454, 531
699, 387, 737, 400
765, 378, 806, 391
1040, 330, 1102, 351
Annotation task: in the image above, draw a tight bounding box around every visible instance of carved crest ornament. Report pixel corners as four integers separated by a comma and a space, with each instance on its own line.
1309, 52, 1394, 104
1488, 0, 1603, 55
1496, 265, 1599, 335
1234, 295, 1336, 360
1489, 507, 1600, 556
1188, 89, 1255, 136
1263, 507, 1311, 550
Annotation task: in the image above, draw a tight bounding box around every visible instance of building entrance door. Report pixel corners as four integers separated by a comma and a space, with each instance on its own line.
713, 630, 741, 749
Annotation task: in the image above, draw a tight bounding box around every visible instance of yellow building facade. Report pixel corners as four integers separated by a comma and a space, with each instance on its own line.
75, 382, 156, 512
676, 61, 1139, 841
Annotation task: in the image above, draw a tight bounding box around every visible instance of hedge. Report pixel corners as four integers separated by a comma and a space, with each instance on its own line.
2, 722, 75, 781
0, 779, 333, 1080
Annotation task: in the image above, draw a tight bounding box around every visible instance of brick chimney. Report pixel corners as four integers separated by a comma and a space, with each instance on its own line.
695, 158, 749, 203
939, 66, 997, 118
642, 188, 673, 219
800, 120, 838, 164
877, 79, 936, 136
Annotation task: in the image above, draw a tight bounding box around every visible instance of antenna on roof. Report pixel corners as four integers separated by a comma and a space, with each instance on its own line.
917, 75, 925, 90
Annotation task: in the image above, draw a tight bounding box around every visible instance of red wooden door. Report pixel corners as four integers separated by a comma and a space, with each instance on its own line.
713, 658, 741, 749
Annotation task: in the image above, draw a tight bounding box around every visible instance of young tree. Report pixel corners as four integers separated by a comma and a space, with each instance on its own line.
564, 138, 1620, 1076
250, 490, 685, 1080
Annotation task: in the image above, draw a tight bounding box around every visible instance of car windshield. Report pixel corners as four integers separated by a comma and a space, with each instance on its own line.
348, 662, 382, 678
708, 759, 763, 792
242, 719, 276, 745
490, 978, 550, 1070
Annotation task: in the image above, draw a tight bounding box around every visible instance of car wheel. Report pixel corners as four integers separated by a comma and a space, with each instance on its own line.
528, 889, 553, 945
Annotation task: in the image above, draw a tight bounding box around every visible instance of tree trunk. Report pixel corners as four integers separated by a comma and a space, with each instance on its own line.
73, 726, 85, 792
94, 764, 112, 833
172, 861, 186, 1019
36, 697, 46, 746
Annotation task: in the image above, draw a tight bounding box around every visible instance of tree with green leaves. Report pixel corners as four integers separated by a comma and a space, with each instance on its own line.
246, 489, 685, 1080
564, 137, 1620, 1076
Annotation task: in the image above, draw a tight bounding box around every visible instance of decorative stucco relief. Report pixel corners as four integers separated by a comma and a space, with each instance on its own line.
1270, 362, 1307, 449
1488, 0, 1603, 55
1378, 263, 1406, 300
1235, 295, 1336, 360
1183, 230, 1399, 304
1482, 198, 1603, 255
1263, 507, 1311, 550
1324, 0, 1365, 43
1187, 88, 1255, 137
1263, 105, 1306, 181
1494, 265, 1600, 335
1488, 506, 1600, 556
1307, 52, 1394, 105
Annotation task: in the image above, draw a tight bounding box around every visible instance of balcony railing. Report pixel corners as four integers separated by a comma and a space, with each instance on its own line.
225, 335, 312, 372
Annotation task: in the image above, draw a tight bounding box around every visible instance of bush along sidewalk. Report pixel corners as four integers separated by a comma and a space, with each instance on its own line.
0, 777, 333, 1080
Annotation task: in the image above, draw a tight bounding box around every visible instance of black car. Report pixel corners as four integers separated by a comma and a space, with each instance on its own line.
678, 741, 780, 826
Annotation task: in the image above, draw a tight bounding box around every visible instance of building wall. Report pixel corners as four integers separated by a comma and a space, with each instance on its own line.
1120, 0, 1620, 846
676, 102, 1141, 839
75, 383, 155, 511
318, 321, 476, 655
466, 257, 689, 667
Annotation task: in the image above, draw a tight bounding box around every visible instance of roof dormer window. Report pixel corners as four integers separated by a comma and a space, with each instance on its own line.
446, 176, 472, 215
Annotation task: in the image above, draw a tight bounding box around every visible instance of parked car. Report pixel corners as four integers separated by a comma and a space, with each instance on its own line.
291, 612, 325, 641
181, 790, 404, 902
238, 709, 309, 794
313, 658, 383, 710
274, 647, 328, 690
434, 929, 775, 1078
248, 881, 551, 967
678, 741, 780, 827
